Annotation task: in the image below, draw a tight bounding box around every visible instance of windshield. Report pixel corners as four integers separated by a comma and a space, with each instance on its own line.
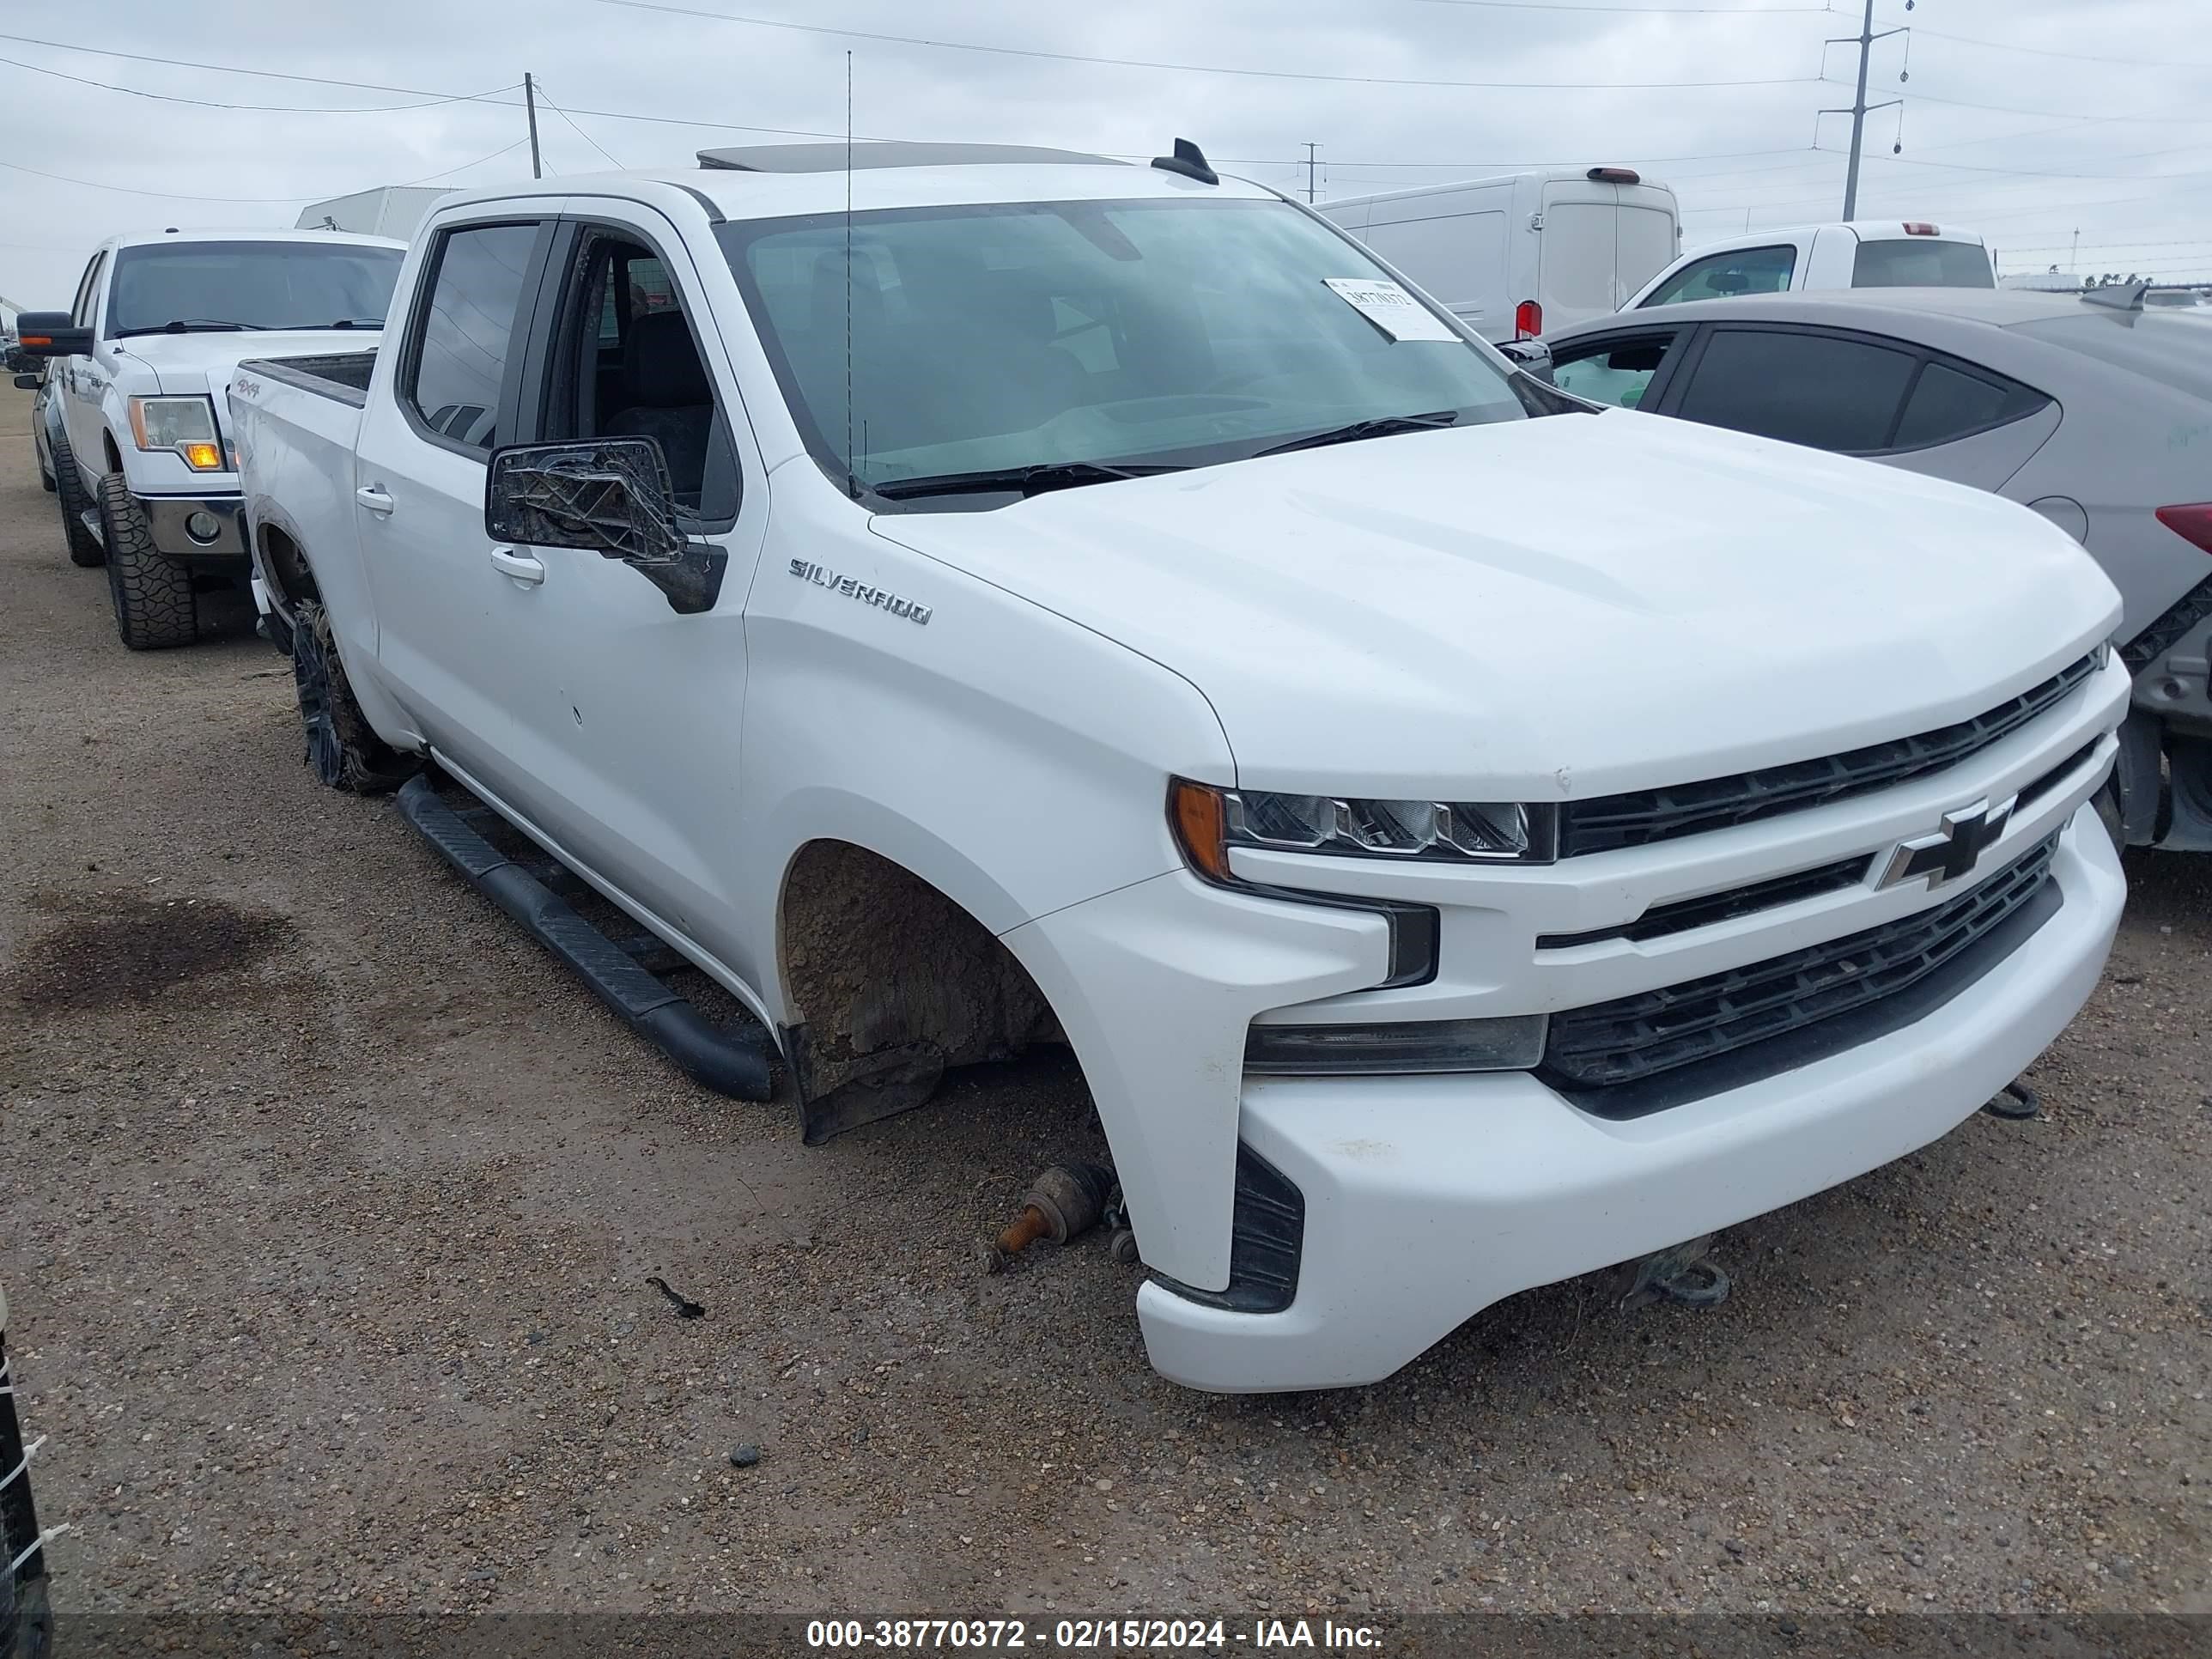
1851, 239, 1994, 289
2014, 309, 2212, 404
106, 240, 404, 335
718, 197, 1530, 502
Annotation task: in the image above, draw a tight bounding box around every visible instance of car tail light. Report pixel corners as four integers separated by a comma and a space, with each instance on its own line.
1903, 222, 1940, 236
2156, 503, 2212, 554
1514, 299, 1542, 339
1586, 167, 1640, 185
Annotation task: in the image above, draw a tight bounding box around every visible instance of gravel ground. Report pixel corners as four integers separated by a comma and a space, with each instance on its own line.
1, 385, 2207, 1623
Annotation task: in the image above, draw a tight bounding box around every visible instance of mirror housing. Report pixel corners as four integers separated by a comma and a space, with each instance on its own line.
485, 436, 727, 616
13, 373, 42, 391
14, 311, 93, 358
485, 437, 686, 565
1496, 337, 1554, 384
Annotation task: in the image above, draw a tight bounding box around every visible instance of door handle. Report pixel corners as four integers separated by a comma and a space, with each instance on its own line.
354, 484, 395, 514
489, 545, 545, 586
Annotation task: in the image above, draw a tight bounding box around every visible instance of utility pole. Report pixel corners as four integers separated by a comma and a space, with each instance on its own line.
1821, 0, 1903, 222
525, 71, 543, 179
2069, 228, 2080, 274
1303, 142, 1319, 204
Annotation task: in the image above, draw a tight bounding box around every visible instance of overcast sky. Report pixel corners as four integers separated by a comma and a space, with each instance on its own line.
3, 0, 2208, 307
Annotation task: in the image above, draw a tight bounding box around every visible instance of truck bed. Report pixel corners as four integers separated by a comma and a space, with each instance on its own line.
236, 350, 377, 409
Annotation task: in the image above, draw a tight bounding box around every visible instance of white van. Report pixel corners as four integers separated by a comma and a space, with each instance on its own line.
1320, 167, 1680, 343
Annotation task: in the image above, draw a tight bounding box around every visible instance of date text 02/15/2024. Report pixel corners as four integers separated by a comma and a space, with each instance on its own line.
803, 1618, 1383, 1650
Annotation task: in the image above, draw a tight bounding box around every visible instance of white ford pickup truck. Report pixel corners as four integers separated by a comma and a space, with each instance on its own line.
228, 142, 2130, 1393
15, 228, 404, 647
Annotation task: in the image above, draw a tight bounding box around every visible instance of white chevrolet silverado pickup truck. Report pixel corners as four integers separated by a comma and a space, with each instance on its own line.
15, 228, 403, 647
228, 142, 2130, 1393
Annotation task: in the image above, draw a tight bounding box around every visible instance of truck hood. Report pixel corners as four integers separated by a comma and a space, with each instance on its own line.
870, 409, 2121, 799
118, 330, 380, 419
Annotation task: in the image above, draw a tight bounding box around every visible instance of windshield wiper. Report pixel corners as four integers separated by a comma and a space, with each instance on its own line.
310, 318, 383, 330
1255, 410, 1460, 457
113, 319, 270, 337
872, 459, 1186, 501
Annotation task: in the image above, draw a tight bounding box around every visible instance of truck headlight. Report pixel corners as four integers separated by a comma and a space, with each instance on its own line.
129, 395, 224, 471
1170, 780, 1555, 876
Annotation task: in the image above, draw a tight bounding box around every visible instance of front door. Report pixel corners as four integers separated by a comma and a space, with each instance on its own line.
483, 208, 768, 965
353, 210, 560, 812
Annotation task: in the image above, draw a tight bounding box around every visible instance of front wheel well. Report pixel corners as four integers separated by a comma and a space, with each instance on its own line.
257, 522, 320, 613
776, 839, 1065, 1143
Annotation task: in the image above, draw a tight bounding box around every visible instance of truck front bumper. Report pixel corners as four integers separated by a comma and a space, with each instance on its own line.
1133, 805, 2122, 1392
138, 492, 246, 563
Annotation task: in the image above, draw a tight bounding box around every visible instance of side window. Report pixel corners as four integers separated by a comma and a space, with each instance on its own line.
1641, 245, 1796, 307
72, 252, 106, 329
1551, 333, 1677, 410
404, 222, 541, 453
547, 232, 738, 524
1674, 328, 1917, 452
1891, 361, 2048, 449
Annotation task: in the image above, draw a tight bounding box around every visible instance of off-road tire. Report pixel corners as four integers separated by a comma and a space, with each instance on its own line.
48, 432, 101, 566
292, 598, 415, 793
97, 473, 199, 648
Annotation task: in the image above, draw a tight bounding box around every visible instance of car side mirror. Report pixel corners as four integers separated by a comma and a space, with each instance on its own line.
1496, 338, 1554, 384
13, 311, 93, 358
13, 373, 41, 391
485, 437, 727, 616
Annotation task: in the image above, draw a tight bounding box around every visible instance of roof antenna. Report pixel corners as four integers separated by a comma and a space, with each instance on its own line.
1150, 138, 1218, 186
843, 50, 860, 501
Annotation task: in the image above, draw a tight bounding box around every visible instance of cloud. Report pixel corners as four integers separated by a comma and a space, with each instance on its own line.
3, 0, 2208, 307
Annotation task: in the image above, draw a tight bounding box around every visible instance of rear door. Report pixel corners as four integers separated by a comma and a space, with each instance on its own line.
1536, 181, 1626, 333
353, 206, 562, 806
1654, 322, 2059, 487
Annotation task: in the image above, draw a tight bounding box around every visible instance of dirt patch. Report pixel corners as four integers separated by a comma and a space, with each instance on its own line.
6, 891, 294, 1010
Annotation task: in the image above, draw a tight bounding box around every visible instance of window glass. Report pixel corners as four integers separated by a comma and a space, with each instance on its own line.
1892, 362, 2046, 448
72, 252, 106, 327
406, 224, 540, 452
1850, 239, 1994, 289
1642, 245, 1795, 307
719, 197, 1529, 500
1675, 329, 1917, 451
1551, 335, 1675, 409
106, 241, 403, 335
556, 235, 736, 520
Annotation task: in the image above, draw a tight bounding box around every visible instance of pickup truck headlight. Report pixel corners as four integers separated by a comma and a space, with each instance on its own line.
1170, 780, 1556, 874
129, 395, 224, 471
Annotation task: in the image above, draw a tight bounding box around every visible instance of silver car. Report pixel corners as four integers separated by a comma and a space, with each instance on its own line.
1542, 286, 2212, 851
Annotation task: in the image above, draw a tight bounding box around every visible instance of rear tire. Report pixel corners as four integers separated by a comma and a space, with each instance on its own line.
48, 433, 102, 566
292, 598, 414, 793
97, 473, 198, 648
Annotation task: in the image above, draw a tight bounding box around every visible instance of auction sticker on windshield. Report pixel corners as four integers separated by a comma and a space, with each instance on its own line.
1322, 277, 1458, 342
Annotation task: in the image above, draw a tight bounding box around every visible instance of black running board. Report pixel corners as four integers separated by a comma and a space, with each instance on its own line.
396, 775, 775, 1101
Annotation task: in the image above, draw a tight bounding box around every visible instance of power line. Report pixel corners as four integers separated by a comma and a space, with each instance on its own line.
1894, 21, 2212, 72
590, 0, 1820, 90
0, 137, 532, 203
0, 32, 526, 105
0, 50, 514, 112
1396, 0, 1828, 9
534, 85, 629, 169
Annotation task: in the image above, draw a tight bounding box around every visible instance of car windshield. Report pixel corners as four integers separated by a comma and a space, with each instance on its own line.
718, 196, 1530, 501
106, 240, 404, 336
1851, 239, 1994, 289
2014, 309, 2212, 404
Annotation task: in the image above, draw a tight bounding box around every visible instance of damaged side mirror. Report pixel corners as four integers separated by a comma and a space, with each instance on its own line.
484, 436, 726, 615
